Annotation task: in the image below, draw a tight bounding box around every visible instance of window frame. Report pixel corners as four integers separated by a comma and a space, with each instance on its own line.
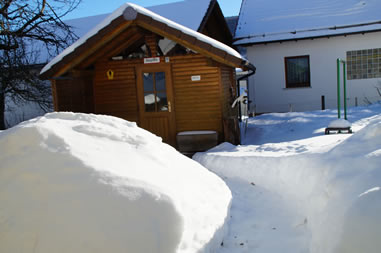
284, 55, 311, 88
142, 71, 168, 112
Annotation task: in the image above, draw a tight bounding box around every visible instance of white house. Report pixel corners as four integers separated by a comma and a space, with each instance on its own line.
235, 0, 381, 114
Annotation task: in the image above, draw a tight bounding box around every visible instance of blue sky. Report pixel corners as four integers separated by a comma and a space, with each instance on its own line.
64, 0, 242, 20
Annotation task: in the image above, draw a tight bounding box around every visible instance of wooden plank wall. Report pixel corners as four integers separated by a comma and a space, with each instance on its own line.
54, 76, 94, 113
220, 64, 240, 144
93, 59, 140, 122
200, 3, 233, 47
54, 54, 234, 144
170, 54, 223, 137
220, 65, 236, 118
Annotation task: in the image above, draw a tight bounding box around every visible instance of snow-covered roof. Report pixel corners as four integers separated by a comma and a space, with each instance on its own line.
36, 0, 213, 65
225, 16, 239, 36
149, 0, 212, 32
235, 0, 381, 45
66, 0, 212, 39
40, 2, 252, 78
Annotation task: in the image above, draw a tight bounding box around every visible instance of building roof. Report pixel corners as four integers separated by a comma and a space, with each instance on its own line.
36, 1, 214, 64
66, 0, 213, 39
235, 0, 381, 45
225, 16, 239, 36
40, 3, 253, 79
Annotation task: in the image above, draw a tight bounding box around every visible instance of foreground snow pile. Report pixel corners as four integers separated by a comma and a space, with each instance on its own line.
0, 113, 231, 253
194, 106, 381, 253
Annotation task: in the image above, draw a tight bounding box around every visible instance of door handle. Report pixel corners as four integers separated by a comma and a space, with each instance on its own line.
168, 101, 171, 112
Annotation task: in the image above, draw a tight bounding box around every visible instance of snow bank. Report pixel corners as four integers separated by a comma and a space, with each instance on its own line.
194, 114, 381, 253
0, 112, 231, 253
336, 187, 381, 253
328, 118, 352, 128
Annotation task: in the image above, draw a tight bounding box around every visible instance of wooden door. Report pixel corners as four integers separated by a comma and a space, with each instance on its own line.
136, 64, 176, 146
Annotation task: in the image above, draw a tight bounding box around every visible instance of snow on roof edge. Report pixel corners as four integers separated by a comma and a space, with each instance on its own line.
234, 0, 381, 46
40, 3, 129, 75
127, 3, 243, 58
234, 22, 381, 45
40, 2, 245, 76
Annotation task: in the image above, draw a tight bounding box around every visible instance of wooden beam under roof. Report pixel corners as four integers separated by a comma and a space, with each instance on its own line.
121, 7, 248, 68
41, 17, 133, 79
77, 26, 143, 69
130, 14, 244, 69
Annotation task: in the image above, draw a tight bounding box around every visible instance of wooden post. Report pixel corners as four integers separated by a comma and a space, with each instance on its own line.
145, 33, 158, 57
321, 95, 325, 110
51, 79, 59, 111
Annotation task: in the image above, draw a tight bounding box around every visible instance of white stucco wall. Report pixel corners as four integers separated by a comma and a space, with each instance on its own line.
246, 32, 381, 113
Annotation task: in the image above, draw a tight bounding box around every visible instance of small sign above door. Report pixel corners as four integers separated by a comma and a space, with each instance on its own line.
144, 57, 160, 64
191, 75, 201, 81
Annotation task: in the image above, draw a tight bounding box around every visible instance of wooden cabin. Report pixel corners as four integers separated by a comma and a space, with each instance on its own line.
40, 3, 255, 151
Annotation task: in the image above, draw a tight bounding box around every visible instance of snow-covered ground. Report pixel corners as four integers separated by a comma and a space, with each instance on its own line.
1, 104, 381, 253
0, 113, 231, 253
194, 104, 381, 253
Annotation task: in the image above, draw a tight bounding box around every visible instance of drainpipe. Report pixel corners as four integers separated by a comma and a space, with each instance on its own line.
236, 62, 256, 122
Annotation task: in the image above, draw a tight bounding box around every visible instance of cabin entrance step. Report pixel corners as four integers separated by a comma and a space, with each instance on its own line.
176, 131, 218, 154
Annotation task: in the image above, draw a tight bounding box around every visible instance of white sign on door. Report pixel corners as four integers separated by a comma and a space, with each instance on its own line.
144, 57, 160, 64
191, 75, 201, 81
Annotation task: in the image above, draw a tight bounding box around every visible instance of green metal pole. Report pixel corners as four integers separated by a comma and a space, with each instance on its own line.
337, 58, 341, 119
343, 61, 347, 120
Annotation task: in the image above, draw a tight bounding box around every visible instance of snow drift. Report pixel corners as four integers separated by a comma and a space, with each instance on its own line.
194, 114, 381, 253
0, 112, 232, 253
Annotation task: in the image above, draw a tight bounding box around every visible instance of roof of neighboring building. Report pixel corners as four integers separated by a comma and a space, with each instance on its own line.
66, 0, 213, 38
234, 0, 381, 45
40, 3, 253, 79
225, 16, 239, 36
